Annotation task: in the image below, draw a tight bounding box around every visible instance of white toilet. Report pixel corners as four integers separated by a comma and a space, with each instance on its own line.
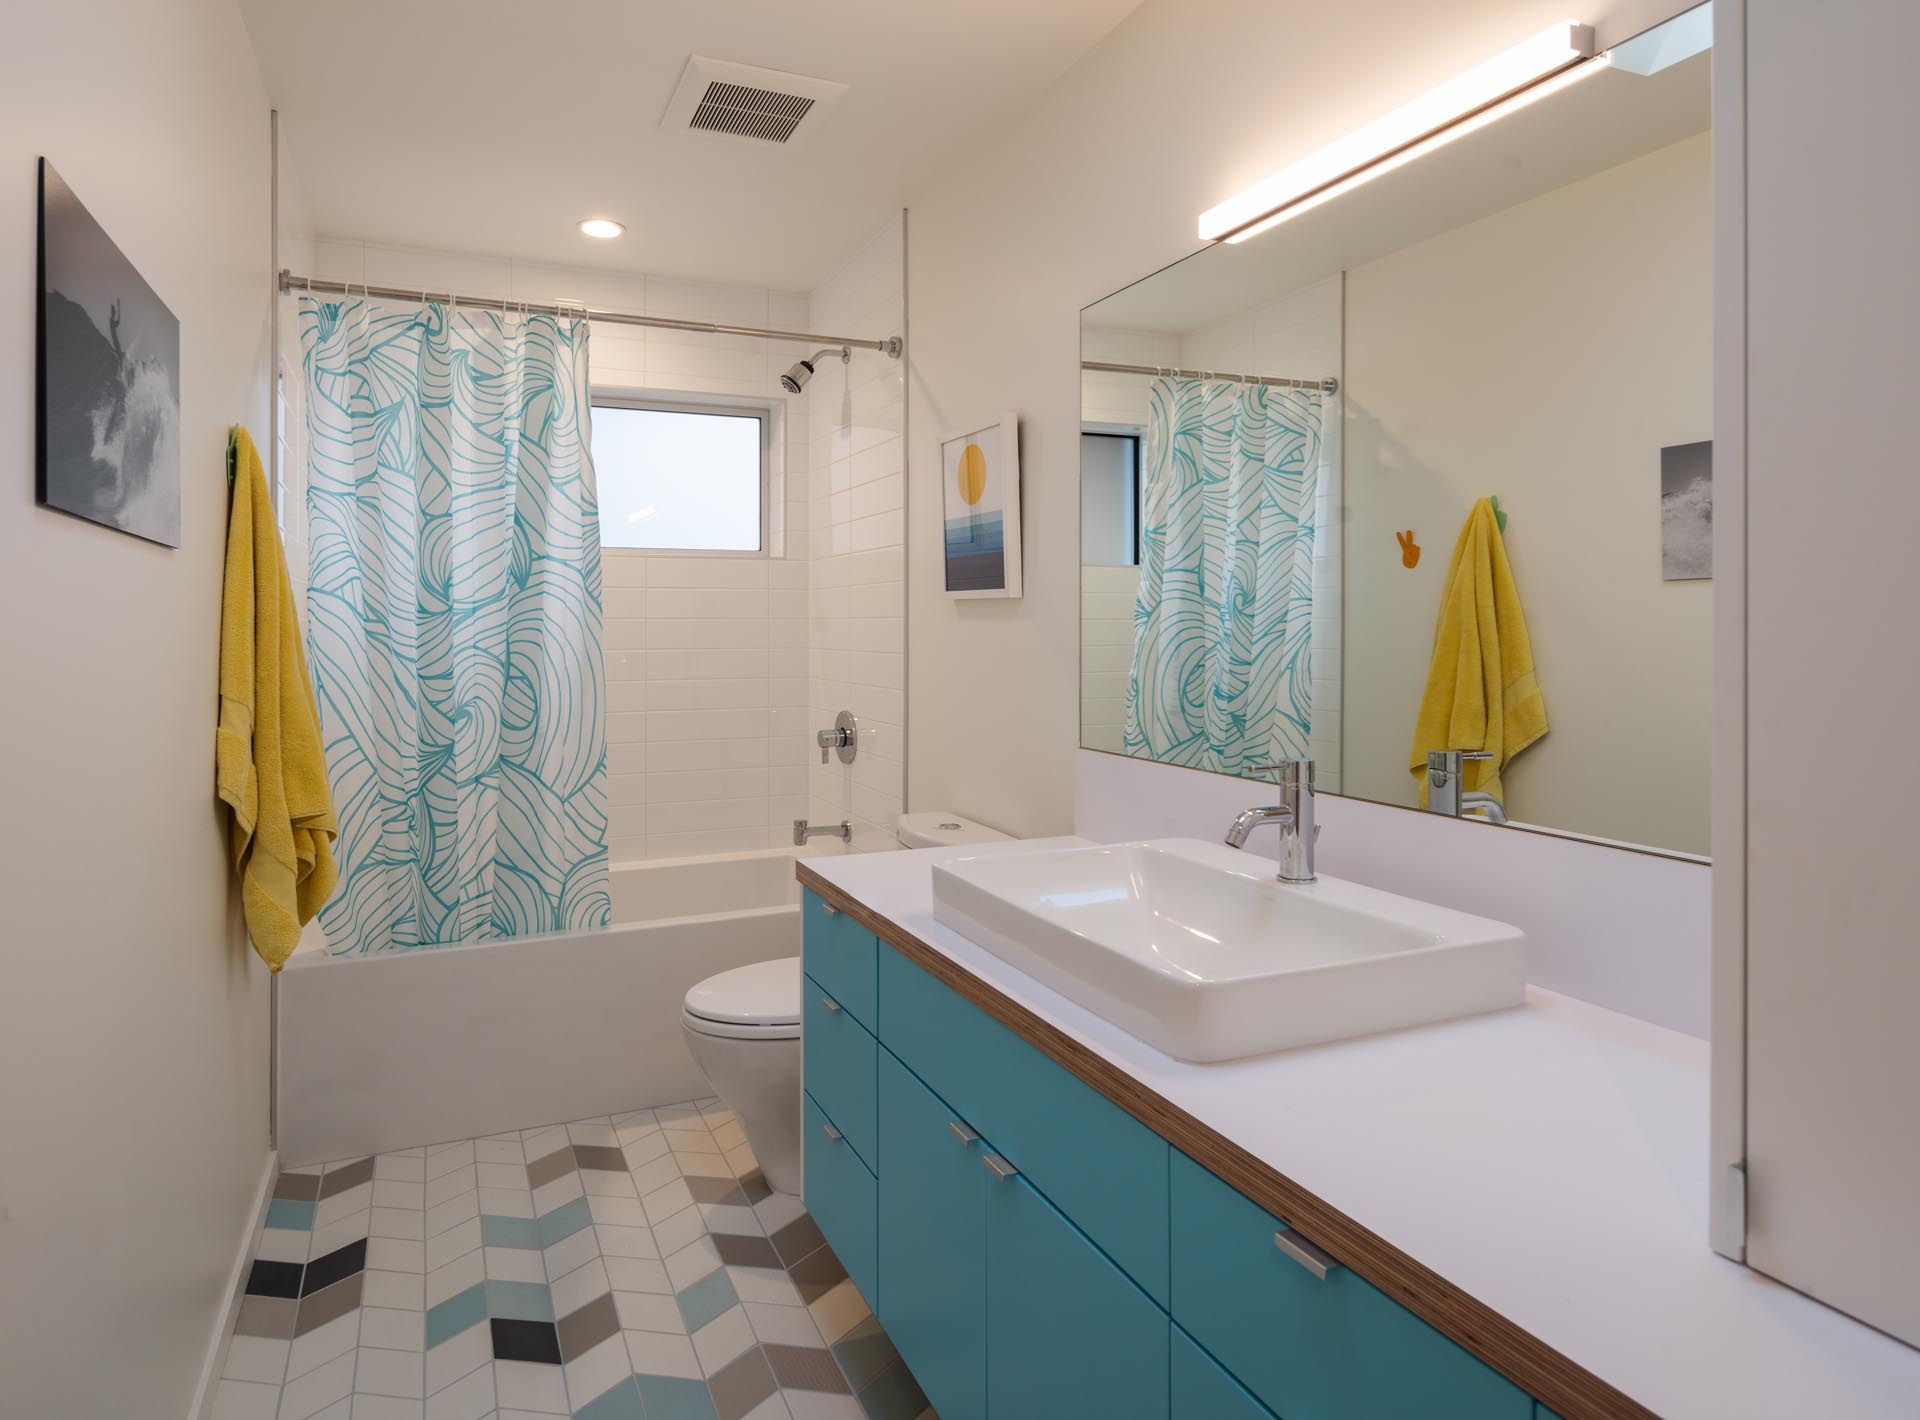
680, 810, 1011, 1194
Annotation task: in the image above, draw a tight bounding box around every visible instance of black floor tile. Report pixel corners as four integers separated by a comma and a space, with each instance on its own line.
491, 1317, 563, 1365
300, 1238, 367, 1296
245, 1259, 303, 1299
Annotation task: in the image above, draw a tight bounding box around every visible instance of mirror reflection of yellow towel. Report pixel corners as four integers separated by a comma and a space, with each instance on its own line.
1408, 497, 1548, 808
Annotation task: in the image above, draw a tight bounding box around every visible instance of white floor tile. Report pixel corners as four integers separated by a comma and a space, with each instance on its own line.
582, 1169, 640, 1199
692, 1305, 756, 1374
532, 1171, 585, 1215
743, 1301, 823, 1349
317, 1183, 374, 1226
752, 1193, 807, 1235
425, 1249, 485, 1308
424, 1321, 491, 1395
521, 1125, 570, 1159
367, 1237, 426, 1274
426, 1141, 477, 1178
604, 1256, 672, 1295
650, 1207, 706, 1258
665, 1236, 721, 1290
371, 1208, 427, 1242
356, 1345, 426, 1399
494, 1359, 570, 1414
425, 1216, 482, 1271
425, 1190, 480, 1236
673, 1149, 732, 1180
426, 1166, 478, 1207
699, 1203, 762, 1236
551, 1256, 612, 1318
486, 1246, 547, 1284
808, 1278, 870, 1346
738, 1394, 794, 1420
221, 1334, 290, 1384
288, 1312, 361, 1381
281, 1349, 356, 1419
621, 1131, 670, 1165
477, 1161, 527, 1190
310, 1210, 374, 1258
361, 1270, 425, 1311
476, 1137, 525, 1166
612, 1289, 684, 1334
543, 1225, 599, 1280
351, 1394, 424, 1420
424, 1358, 493, 1420
255, 1227, 311, 1264
375, 1153, 428, 1183
623, 1328, 702, 1381
587, 1194, 649, 1229
567, 1118, 620, 1148
562, 1335, 632, 1411
642, 1179, 694, 1224
783, 1393, 865, 1420
594, 1223, 658, 1260
360, 1306, 427, 1353
372, 1180, 427, 1212
729, 1266, 801, 1307
210, 1378, 279, 1420
629, 1155, 681, 1195
478, 1186, 535, 1219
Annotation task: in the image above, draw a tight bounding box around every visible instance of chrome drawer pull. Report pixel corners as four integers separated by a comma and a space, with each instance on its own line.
821, 996, 842, 1013
1273, 1229, 1340, 1281
821, 1121, 843, 1142
820, 902, 840, 916
982, 1152, 1019, 1181
948, 1120, 979, 1146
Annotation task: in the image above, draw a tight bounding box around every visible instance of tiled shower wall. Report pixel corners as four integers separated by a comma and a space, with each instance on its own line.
803, 218, 908, 852
305, 237, 904, 862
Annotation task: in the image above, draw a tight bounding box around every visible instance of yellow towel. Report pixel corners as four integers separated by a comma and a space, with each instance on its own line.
216, 427, 337, 971
1408, 497, 1548, 808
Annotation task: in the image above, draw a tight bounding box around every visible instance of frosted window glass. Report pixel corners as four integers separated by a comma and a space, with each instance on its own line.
591, 404, 763, 551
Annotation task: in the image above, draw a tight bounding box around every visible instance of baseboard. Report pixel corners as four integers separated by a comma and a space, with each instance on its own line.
185, 1147, 278, 1420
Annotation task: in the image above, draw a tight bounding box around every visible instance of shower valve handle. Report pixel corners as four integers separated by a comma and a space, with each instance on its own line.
817, 711, 859, 765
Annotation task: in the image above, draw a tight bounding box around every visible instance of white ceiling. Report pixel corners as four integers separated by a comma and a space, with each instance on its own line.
241, 0, 1143, 292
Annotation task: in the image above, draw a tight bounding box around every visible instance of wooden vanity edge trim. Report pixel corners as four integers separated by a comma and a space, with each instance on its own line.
796, 863, 1659, 1420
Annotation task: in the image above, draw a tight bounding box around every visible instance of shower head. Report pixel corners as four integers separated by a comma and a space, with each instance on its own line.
780, 346, 850, 394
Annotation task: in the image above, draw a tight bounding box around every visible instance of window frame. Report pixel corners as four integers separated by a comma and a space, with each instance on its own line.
589, 390, 776, 558
1081, 424, 1145, 567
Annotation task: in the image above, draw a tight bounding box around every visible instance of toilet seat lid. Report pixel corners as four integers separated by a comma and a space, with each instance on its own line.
684, 958, 800, 1028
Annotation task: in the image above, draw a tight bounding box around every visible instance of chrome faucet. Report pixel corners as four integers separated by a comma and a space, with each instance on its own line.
1224, 759, 1317, 884
1424, 749, 1509, 824
794, 818, 852, 847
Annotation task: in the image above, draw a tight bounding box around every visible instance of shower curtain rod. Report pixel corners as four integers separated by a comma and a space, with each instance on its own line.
278, 270, 904, 356
1082, 359, 1337, 393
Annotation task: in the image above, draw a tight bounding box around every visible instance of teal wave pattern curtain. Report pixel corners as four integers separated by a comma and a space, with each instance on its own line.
1124, 376, 1324, 775
299, 296, 610, 954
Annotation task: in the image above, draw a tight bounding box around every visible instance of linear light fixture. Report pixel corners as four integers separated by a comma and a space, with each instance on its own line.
1198, 20, 1597, 244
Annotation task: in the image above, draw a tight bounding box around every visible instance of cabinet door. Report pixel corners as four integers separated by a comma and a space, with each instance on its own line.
877, 1051, 987, 1420
802, 1094, 876, 1306
1172, 1325, 1275, 1420
986, 1159, 1168, 1420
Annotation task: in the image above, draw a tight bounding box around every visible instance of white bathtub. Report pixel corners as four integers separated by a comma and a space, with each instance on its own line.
276, 850, 803, 1166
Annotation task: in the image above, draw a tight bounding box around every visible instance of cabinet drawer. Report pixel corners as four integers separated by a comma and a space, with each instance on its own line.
1172, 1324, 1276, 1420
1170, 1153, 1530, 1420
987, 1162, 1169, 1420
879, 946, 1169, 1304
803, 890, 877, 1028
803, 1093, 877, 1307
803, 976, 877, 1172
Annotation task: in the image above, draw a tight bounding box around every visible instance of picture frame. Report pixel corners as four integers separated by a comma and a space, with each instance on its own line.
940, 413, 1022, 599
36, 157, 182, 547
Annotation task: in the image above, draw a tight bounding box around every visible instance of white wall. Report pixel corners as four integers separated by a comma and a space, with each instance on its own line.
904, 0, 1684, 842
1342, 133, 1712, 854
805, 217, 910, 852
0, 1, 277, 1413
306, 241, 818, 861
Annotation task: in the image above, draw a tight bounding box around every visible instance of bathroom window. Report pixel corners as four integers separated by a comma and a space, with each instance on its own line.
1081, 430, 1141, 565
590, 397, 769, 553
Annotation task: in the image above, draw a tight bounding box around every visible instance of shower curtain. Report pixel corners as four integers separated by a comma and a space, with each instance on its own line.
1124, 375, 1324, 775
299, 296, 610, 955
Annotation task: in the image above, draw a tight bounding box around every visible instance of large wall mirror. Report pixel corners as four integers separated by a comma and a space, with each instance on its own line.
1080, 3, 1712, 858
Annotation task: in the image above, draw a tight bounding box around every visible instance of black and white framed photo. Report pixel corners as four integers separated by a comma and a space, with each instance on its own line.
1660, 439, 1712, 581
37, 158, 181, 547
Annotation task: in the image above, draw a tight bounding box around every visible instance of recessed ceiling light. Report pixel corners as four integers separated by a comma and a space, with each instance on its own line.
578, 219, 625, 239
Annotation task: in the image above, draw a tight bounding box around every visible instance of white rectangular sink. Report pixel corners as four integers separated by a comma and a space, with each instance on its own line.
930, 838, 1526, 1062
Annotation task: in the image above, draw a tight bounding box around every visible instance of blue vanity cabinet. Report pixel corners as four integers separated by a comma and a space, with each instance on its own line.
802, 1093, 877, 1305
1171, 1325, 1278, 1420
802, 891, 877, 1028
985, 1154, 1170, 1420
802, 980, 877, 1170
877, 945, 1170, 1304
877, 1050, 988, 1420
1169, 1152, 1532, 1420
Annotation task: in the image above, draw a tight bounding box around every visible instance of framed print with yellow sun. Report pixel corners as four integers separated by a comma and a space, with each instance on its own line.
941, 414, 1022, 598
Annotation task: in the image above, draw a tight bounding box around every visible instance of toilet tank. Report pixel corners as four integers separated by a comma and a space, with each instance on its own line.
896, 811, 1011, 850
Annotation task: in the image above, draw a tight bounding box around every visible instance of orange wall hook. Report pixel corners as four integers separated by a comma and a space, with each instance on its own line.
1396, 529, 1421, 568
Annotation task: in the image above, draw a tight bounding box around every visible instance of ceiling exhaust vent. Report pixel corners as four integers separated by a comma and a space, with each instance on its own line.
662, 56, 848, 149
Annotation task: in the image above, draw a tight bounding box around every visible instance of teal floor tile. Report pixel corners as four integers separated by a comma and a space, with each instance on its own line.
537, 1196, 593, 1248
857, 1357, 932, 1420
264, 1199, 315, 1231
573, 1377, 644, 1420
635, 1374, 718, 1420
425, 1282, 487, 1349
485, 1278, 554, 1322
675, 1268, 738, 1332
481, 1214, 541, 1249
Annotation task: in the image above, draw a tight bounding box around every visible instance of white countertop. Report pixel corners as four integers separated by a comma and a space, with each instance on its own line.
807, 838, 1920, 1420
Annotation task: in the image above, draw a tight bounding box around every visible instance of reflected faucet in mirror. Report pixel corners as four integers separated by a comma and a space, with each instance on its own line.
1224, 759, 1319, 883
1424, 750, 1509, 824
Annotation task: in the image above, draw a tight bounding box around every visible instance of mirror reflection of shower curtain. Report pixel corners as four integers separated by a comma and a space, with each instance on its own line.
1124, 376, 1323, 775
299, 295, 610, 955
